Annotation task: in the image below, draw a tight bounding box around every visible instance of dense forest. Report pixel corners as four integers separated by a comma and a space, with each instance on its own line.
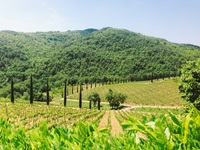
0, 27, 200, 100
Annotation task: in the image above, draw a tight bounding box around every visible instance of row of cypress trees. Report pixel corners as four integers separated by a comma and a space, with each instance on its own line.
10, 76, 85, 109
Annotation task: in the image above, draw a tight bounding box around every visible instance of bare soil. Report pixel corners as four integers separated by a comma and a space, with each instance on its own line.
98, 111, 109, 130
110, 111, 123, 136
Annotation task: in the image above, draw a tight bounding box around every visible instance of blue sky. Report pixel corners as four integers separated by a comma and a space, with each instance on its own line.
0, 0, 200, 46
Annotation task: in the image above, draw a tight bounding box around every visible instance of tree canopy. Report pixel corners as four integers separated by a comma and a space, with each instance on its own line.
0, 27, 200, 100
88, 92, 101, 107
179, 59, 200, 110
105, 89, 127, 109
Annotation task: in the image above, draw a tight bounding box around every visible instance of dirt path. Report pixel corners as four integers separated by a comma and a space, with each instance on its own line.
110, 111, 123, 136
98, 111, 109, 130
58, 99, 182, 110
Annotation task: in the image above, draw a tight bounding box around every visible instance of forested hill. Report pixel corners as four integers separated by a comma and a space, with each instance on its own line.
0, 27, 200, 89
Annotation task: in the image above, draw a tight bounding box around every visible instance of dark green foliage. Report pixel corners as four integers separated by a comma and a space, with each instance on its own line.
179, 59, 200, 110
105, 89, 127, 109
10, 78, 14, 103
0, 28, 200, 99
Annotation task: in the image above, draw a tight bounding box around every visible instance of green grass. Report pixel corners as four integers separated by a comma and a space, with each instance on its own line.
131, 107, 181, 115
0, 78, 185, 108
68, 78, 185, 106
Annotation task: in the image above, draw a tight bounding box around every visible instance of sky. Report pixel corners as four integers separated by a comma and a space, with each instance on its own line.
0, 0, 200, 46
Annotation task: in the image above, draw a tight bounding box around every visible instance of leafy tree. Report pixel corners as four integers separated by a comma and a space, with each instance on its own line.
88, 92, 101, 107
105, 89, 127, 109
179, 59, 200, 110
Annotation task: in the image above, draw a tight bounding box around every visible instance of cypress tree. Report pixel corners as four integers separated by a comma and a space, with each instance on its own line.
72, 84, 74, 94
79, 84, 82, 108
89, 100, 92, 109
151, 72, 154, 83
30, 75, 33, 104
11, 78, 14, 103
90, 82, 92, 89
98, 99, 100, 110
76, 84, 78, 93
46, 79, 49, 105
64, 80, 67, 107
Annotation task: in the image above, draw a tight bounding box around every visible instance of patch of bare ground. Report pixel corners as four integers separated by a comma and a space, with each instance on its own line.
98, 111, 109, 130
110, 111, 123, 136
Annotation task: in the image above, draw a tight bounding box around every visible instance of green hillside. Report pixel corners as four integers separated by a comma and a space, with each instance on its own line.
0, 27, 199, 100
68, 78, 184, 106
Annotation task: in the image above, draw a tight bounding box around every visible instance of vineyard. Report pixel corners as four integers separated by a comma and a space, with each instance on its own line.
0, 100, 199, 149
0, 78, 200, 149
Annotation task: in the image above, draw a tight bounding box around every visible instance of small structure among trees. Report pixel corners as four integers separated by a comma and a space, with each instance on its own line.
105, 89, 127, 109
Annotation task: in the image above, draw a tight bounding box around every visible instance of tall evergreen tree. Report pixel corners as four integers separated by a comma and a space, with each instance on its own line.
46, 79, 49, 105
98, 99, 100, 110
72, 84, 74, 94
79, 84, 82, 108
30, 75, 33, 104
11, 78, 14, 103
64, 80, 67, 107
151, 72, 154, 83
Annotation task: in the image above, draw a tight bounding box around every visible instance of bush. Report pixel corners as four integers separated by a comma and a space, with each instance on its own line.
105, 89, 127, 109
179, 59, 200, 110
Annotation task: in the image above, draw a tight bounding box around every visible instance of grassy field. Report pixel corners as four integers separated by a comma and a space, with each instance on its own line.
68, 78, 185, 106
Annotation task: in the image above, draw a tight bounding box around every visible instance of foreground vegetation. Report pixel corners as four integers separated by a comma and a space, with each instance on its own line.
0, 101, 199, 149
